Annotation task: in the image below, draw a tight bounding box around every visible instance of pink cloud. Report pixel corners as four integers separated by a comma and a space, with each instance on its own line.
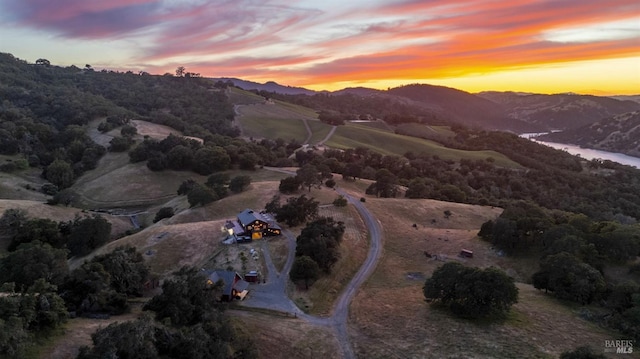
3, 0, 638, 88
4, 0, 162, 37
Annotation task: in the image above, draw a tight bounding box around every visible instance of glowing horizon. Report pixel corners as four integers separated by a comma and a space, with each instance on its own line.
1, 0, 638, 95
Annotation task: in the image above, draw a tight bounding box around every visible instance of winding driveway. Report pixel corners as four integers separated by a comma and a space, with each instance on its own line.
241, 175, 383, 359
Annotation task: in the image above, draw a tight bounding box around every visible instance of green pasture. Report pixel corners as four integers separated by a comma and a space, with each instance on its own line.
239, 115, 309, 143
326, 124, 520, 168
395, 123, 456, 141
307, 120, 334, 144
273, 100, 318, 119
227, 87, 265, 105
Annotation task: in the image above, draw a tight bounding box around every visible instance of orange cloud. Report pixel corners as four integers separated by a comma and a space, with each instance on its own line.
2, 0, 637, 93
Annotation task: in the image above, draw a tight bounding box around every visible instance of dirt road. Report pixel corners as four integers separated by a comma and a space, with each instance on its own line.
242, 171, 383, 359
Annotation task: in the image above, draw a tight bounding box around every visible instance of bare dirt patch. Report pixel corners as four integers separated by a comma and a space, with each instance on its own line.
71, 220, 227, 275
205, 241, 266, 278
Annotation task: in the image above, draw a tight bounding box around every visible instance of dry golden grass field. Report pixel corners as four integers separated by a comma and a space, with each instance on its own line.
343, 193, 622, 359
233, 311, 341, 359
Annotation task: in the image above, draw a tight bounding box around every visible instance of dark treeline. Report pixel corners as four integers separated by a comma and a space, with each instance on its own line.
285, 130, 640, 222
479, 201, 640, 340
0, 206, 251, 357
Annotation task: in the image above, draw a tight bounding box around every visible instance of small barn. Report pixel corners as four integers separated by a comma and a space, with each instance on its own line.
206, 270, 249, 301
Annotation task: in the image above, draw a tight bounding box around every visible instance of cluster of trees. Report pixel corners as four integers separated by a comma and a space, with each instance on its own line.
61, 246, 149, 316
78, 267, 256, 359
265, 195, 319, 227
0, 280, 68, 357
277, 164, 333, 194
0, 242, 150, 357
1, 209, 112, 259
130, 134, 302, 176
479, 204, 640, 339
423, 262, 519, 319
177, 173, 252, 208
479, 201, 640, 262
290, 217, 346, 288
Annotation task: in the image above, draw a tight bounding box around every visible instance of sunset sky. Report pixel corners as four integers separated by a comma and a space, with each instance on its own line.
1, 0, 639, 94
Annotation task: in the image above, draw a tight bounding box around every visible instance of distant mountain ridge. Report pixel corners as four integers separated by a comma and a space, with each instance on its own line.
538, 111, 640, 157
211, 77, 316, 95
214, 77, 640, 133
476, 91, 640, 130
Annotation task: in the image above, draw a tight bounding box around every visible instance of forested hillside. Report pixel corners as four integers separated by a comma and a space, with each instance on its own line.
539, 111, 640, 157
0, 54, 304, 194
478, 91, 640, 130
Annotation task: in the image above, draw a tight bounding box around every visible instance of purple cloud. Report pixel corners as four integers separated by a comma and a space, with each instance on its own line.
4, 0, 162, 38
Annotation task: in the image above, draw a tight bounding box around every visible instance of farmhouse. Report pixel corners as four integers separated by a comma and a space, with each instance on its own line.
206, 270, 249, 301
236, 209, 281, 240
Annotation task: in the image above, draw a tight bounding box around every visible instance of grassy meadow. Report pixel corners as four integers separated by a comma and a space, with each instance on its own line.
327, 124, 520, 167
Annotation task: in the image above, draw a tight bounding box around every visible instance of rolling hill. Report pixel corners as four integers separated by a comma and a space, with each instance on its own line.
221, 76, 640, 133
478, 91, 640, 131
538, 111, 640, 157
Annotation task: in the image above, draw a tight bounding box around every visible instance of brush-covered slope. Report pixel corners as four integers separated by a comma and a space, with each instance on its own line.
479, 91, 640, 131
539, 111, 640, 157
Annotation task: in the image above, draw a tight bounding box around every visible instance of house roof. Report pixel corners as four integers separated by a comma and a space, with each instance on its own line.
238, 209, 281, 230
207, 270, 249, 296
238, 209, 263, 227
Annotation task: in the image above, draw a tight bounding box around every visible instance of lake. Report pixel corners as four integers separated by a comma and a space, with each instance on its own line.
520, 134, 640, 168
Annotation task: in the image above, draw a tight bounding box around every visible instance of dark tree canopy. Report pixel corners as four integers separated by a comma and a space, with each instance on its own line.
187, 184, 218, 207
144, 267, 219, 327
279, 176, 302, 194
296, 164, 322, 192
533, 252, 605, 305
45, 159, 75, 189
0, 241, 69, 288
66, 215, 112, 257
290, 256, 320, 289
229, 175, 251, 193
268, 194, 319, 227
0, 279, 67, 357
91, 246, 149, 296
295, 217, 345, 273
424, 262, 518, 319
153, 207, 175, 223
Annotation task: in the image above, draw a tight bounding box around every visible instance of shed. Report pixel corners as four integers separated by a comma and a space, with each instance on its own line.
460, 249, 473, 258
